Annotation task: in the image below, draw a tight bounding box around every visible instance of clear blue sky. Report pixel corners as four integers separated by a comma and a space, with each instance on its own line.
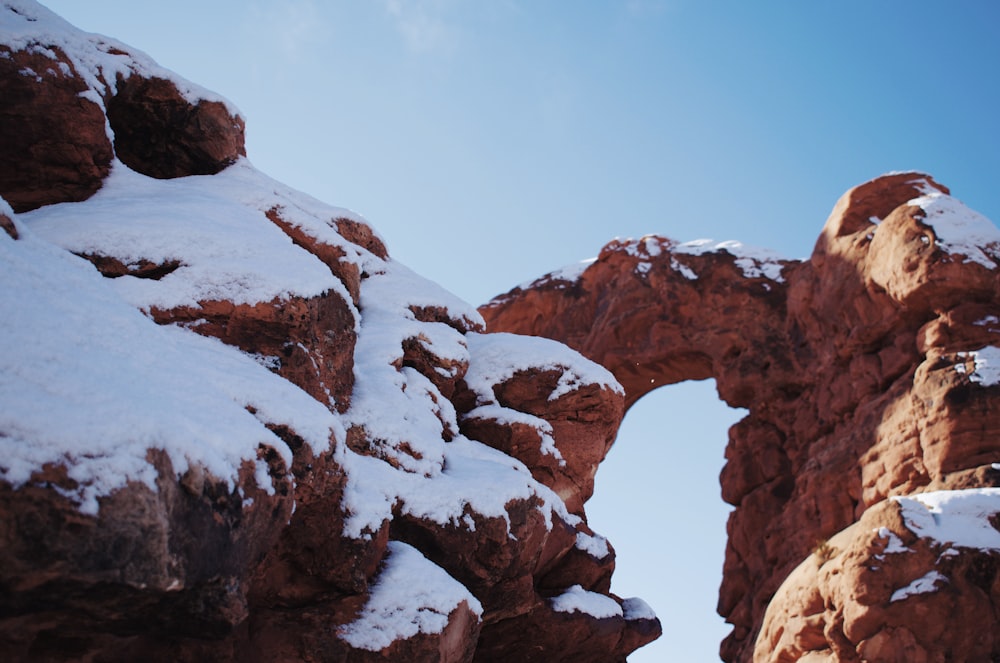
40, 2, 1000, 660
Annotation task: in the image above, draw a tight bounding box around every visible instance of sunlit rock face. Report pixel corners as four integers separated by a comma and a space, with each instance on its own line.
0, 3, 659, 662
483, 173, 1000, 662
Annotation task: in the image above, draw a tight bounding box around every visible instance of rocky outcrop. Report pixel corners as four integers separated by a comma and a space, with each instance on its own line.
0, 43, 113, 212
6, 2, 1000, 661
755, 490, 1000, 662
105, 74, 245, 180
483, 173, 1000, 661
0, 1, 244, 213
0, 3, 658, 662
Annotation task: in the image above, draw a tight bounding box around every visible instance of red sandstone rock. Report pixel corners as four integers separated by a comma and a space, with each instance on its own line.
474, 593, 654, 663
0, 45, 113, 212
0, 209, 16, 239
0, 2, 244, 213
0, 6, 656, 661
756, 495, 1000, 662
0, 450, 294, 658
456, 361, 625, 517
106, 75, 245, 180
148, 294, 358, 414
9, 3, 1000, 661
483, 172, 1000, 662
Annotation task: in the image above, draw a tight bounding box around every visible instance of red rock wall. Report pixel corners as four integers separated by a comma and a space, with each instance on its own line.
0, 4, 659, 661
482, 173, 1000, 662
5, 4, 1000, 661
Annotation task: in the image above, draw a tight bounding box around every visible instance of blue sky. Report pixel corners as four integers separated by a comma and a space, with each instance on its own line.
40, 2, 1000, 660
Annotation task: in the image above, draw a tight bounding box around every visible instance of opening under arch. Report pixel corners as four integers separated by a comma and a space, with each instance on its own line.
586, 378, 746, 663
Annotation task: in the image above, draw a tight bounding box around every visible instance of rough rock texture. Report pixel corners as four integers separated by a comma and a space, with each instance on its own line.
755, 494, 1000, 663
0, 3, 659, 662
0, 43, 113, 212
0, 2, 244, 213
482, 172, 1000, 661
106, 74, 245, 180
7, 3, 1000, 662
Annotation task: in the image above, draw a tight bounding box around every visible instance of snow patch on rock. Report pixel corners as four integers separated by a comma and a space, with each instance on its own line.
874, 527, 909, 554
954, 346, 1000, 387
575, 531, 610, 559
893, 488, 1000, 551
890, 570, 949, 603
0, 0, 239, 118
909, 185, 1000, 269
0, 212, 343, 514
622, 597, 657, 621
550, 584, 623, 619
338, 541, 483, 650
23, 160, 361, 317
674, 239, 787, 282
464, 332, 623, 400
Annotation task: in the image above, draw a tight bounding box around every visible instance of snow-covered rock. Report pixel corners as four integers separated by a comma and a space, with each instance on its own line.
0, 3, 659, 662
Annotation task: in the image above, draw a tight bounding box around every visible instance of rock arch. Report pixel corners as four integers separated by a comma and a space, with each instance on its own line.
479, 173, 1000, 662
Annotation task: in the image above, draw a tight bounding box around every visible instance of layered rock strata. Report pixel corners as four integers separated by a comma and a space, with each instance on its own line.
482, 174, 1000, 661
0, 3, 657, 661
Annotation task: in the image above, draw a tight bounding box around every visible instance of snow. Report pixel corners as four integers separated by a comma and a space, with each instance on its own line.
575, 531, 611, 559
343, 260, 479, 477
506, 257, 597, 298
341, 435, 579, 539
464, 331, 623, 401
0, 212, 343, 514
908, 184, 1000, 269
874, 527, 909, 554
340, 265, 586, 537
550, 584, 623, 619
974, 315, 1000, 333
24, 160, 361, 322
954, 346, 1000, 387
670, 256, 698, 280
6, 151, 584, 550
623, 235, 666, 259
338, 541, 483, 650
674, 239, 787, 282
622, 597, 658, 621
890, 570, 948, 603
464, 404, 565, 466
542, 258, 597, 285
893, 488, 1000, 551
0, 0, 239, 121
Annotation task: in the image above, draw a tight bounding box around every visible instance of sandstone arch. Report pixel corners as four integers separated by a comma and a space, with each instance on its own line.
480, 172, 1000, 662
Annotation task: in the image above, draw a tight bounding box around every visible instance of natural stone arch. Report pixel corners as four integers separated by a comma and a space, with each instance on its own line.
480, 172, 1000, 662
480, 229, 797, 662
585, 377, 744, 661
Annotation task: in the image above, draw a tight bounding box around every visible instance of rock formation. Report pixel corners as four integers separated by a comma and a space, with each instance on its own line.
0, 2, 657, 661
482, 173, 1000, 661
4, 2, 1000, 662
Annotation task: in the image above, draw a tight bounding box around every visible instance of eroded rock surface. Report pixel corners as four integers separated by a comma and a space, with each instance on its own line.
0, 3, 659, 661
0, 1, 244, 213
7, 2, 1000, 661
483, 172, 1000, 661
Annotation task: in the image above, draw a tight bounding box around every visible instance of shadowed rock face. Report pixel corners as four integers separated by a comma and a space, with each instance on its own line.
482, 172, 1000, 662
0, 16, 244, 212
106, 75, 245, 180
0, 45, 113, 212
